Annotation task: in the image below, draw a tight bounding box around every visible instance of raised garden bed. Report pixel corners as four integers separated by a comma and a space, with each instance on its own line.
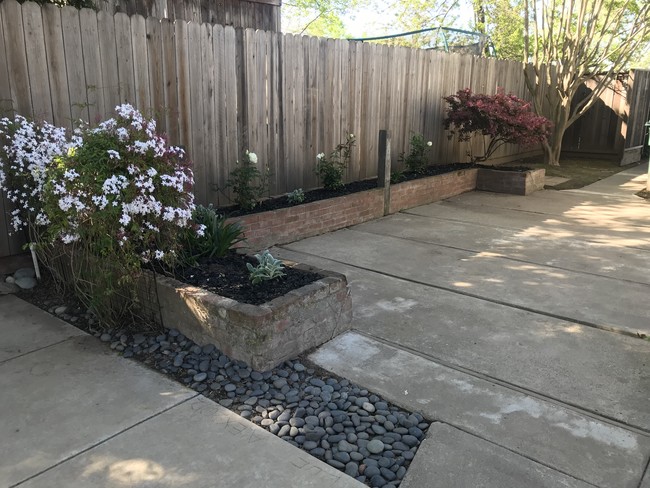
476, 167, 545, 195
146, 260, 352, 371
230, 166, 479, 250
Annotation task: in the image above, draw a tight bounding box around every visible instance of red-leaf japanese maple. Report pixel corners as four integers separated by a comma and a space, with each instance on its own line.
443, 89, 551, 163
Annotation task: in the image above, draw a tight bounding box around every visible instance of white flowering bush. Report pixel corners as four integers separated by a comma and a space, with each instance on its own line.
0, 116, 70, 233
225, 150, 269, 211
0, 105, 197, 328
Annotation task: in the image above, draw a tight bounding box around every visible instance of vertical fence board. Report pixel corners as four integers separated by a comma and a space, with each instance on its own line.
146, 16, 165, 131
223, 26, 238, 202
131, 15, 150, 112
0, 3, 12, 116
1, 0, 31, 117
42, 5, 70, 127
115, 13, 135, 104
200, 23, 216, 204
22, 2, 53, 121
161, 19, 179, 144
61, 6, 89, 122
187, 20, 206, 204
80, 8, 105, 122
97, 11, 120, 113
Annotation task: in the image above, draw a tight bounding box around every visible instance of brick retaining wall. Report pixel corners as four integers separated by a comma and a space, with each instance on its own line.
230, 169, 479, 251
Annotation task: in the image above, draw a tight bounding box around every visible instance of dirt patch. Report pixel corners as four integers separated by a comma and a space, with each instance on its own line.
505, 156, 643, 190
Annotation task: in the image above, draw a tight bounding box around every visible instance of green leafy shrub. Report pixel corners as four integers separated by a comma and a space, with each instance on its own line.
287, 188, 305, 204
399, 132, 432, 174
180, 204, 245, 264
315, 133, 356, 190
226, 151, 269, 210
246, 250, 285, 285
1, 105, 197, 329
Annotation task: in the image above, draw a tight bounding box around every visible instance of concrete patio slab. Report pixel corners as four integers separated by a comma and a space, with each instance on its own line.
274, 246, 650, 431
283, 229, 650, 336
0, 294, 84, 362
0, 335, 196, 487
352, 212, 650, 285
20, 395, 364, 488
309, 332, 650, 488
401, 423, 593, 488
571, 163, 648, 196
405, 200, 650, 249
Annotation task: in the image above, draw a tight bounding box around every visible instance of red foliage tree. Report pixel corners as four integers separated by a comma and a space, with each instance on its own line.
443, 88, 551, 163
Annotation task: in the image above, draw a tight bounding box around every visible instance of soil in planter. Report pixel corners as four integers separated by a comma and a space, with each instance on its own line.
475, 163, 532, 172
224, 162, 476, 217
174, 253, 323, 306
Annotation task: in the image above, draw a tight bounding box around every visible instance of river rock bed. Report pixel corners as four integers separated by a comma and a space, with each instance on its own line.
20, 290, 429, 488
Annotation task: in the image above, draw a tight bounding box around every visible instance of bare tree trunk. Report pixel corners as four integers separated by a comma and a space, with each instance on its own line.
544, 117, 568, 166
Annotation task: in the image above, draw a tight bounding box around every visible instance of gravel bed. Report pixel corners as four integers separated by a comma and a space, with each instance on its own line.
29, 295, 430, 488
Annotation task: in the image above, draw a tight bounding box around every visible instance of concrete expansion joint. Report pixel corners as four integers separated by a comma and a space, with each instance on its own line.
429, 421, 603, 488
8, 393, 199, 488
0, 337, 75, 367
352, 329, 650, 438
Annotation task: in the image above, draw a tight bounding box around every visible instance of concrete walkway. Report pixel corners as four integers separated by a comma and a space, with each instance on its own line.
1, 164, 648, 488
273, 162, 650, 488
0, 295, 363, 488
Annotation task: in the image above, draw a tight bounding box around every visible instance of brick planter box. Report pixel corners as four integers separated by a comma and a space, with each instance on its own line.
229, 169, 479, 251
476, 168, 545, 195
389, 168, 478, 213
228, 189, 384, 251
146, 263, 352, 371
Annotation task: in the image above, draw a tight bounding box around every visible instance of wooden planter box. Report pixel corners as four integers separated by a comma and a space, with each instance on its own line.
476, 168, 546, 195
146, 263, 352, 371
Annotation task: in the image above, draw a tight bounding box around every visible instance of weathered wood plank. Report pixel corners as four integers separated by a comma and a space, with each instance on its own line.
61, 6, 89, 122
97, 11, 120, 114
161, 19, 179, 144
130, 14, 150, 113
1, 0, 31, 117
114, 12, 135, 104
79, 8, 105, 122
22, 2, 52, 121
146, 16, 165, 131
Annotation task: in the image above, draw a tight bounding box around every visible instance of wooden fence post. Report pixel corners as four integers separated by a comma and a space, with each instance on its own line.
377, 130, 391, 216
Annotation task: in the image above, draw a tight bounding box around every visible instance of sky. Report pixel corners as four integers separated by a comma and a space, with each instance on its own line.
282, 0, 476, 39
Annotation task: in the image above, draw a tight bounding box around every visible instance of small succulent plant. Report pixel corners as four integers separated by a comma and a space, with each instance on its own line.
246, 250, 286, 284
287, 188, 305, 204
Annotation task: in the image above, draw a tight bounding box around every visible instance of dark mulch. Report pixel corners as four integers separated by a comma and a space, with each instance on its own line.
174, 253, 323, 305
475, 164, 532, 172
224, 162, 476, 217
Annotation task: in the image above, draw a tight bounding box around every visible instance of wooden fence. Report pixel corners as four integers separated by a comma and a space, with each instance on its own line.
562, 70, 650, 159
0, 0, 545, 205
98, 0, 281, 32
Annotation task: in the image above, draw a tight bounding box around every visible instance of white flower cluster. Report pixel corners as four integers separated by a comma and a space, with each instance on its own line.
0, 105, 197, 263
0, 116, 69, 231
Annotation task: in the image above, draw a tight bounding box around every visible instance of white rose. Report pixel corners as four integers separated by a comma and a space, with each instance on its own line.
248, 152, 258, 164
427, 141, 433, 146
317, 152, 325, 160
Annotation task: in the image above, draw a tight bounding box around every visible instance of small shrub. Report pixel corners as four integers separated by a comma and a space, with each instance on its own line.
180, 204, 245, 264
246, 250, 286, 285
287, 188, 305, 205
315, 133, 356, 190
443, 88, 551, 162
399, 133, 432, 174
390, 171, 406, 184
226, 151, 269, 210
